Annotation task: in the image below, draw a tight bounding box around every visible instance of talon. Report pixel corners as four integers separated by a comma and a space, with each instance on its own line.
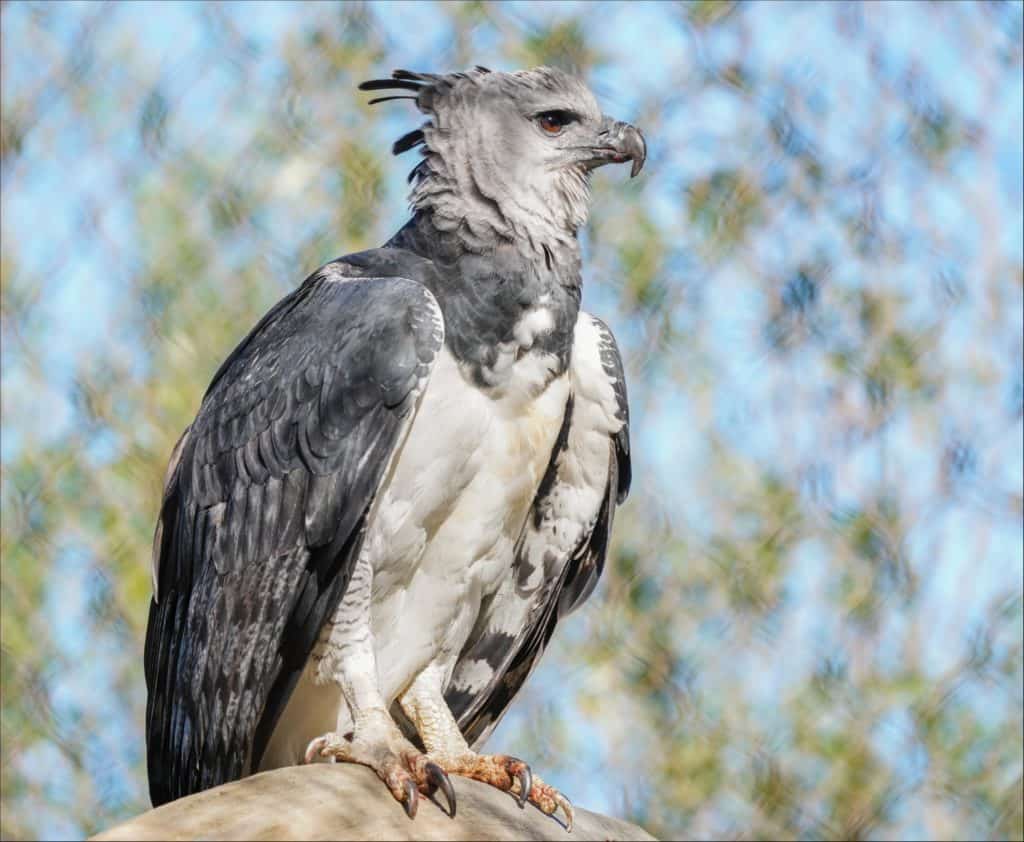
303, 735, 328, 764
554, 792, 574, 832
425, 761, 456, 818
514, 762, 532, 809
402, 778, 419, 819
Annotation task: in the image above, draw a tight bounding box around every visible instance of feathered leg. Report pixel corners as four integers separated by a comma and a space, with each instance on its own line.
302, 555, 455, 819
399, 664, 574, 830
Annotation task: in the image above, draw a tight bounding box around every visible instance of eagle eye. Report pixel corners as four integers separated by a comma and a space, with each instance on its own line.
536, 110, 576, 135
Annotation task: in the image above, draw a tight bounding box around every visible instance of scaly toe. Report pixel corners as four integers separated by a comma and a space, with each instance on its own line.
530, 780, 574, 832
432, 752, 571, 830
302, 729, 441, 820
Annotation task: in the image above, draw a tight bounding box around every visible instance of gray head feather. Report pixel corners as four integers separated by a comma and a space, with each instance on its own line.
361, 67, 646, 254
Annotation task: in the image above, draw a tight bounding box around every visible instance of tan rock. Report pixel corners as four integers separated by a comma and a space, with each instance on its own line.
91, 763, 656, 841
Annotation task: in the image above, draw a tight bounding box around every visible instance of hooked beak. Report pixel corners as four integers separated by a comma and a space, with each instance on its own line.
587, 118, 647, 178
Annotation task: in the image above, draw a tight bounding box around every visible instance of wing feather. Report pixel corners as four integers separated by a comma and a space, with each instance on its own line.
145, 266, 443, 805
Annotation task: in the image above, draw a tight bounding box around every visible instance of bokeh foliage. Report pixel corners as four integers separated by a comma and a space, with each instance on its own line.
2, 2, 1022, 839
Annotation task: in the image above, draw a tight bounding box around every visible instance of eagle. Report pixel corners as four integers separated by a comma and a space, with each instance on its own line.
144, 65, 643, 829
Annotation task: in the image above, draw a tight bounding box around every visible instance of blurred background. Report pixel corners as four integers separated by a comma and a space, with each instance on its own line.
2, 1, 1022, 839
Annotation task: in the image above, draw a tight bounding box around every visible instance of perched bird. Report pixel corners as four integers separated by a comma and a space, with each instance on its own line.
145, 65, 643, 829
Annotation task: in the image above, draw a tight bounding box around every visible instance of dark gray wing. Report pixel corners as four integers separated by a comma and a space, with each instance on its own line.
446, 314, 630, 747
144, 265, 443, 805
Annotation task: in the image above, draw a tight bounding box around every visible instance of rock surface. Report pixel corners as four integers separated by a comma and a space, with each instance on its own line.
91, 764, 657, 841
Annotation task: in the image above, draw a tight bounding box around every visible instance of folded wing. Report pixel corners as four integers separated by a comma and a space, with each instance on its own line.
144, 266, 443, 805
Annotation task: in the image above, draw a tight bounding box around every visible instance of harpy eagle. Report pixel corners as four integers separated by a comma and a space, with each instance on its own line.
145, 65, 643, 828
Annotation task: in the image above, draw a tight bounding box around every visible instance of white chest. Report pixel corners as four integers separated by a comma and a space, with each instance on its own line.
373, 347, 569, 576
364, 346, 569, 691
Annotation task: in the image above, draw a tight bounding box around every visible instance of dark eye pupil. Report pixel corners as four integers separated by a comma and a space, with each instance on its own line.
539, 111, 570, 133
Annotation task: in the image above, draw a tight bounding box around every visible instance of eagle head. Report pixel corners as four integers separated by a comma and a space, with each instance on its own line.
361, 66, 646, 249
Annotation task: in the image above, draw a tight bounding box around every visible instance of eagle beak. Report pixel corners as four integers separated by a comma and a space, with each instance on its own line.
593, 118, 647, 178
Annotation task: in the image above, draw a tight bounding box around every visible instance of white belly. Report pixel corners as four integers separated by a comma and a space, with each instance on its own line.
369, 347, 570, 700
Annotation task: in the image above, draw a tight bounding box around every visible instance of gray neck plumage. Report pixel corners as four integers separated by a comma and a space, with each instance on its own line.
387, 209, 582, 391
404, 118, 590, 260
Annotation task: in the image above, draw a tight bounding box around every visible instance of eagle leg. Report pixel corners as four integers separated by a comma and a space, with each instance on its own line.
303, 710, 456, 819
399, 666, 575, 831
301, 557, 456, 819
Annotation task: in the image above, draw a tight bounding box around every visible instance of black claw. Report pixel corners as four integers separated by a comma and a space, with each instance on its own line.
515, 762, 532, 809
425, 761, 457, 818
402, 778, 419, 819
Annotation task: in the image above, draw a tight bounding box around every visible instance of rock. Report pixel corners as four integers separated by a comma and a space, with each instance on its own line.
91, 764, 657, 841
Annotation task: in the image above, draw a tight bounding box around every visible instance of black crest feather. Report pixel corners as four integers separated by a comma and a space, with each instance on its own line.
392, 129, 425, 156
358, 79, 423, 93
367, 95, 418, 106
392, 69, 428, 81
